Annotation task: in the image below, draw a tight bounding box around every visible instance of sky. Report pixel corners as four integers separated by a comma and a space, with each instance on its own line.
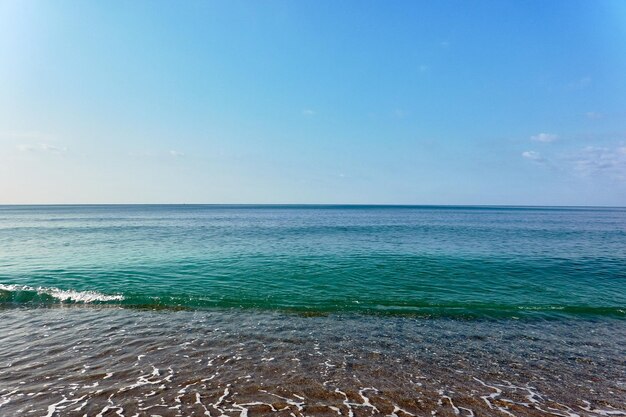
1, 0, 626, 205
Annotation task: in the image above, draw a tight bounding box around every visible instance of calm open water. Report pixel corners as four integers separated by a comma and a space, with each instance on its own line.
0, 205, 624, 416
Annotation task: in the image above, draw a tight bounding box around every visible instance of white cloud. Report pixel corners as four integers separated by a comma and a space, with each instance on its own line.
530, 133, 558, 143
16, 143, 66, 153
440, 41, 450, 48
521, 142, 626, 181
566, 76, 592, 90
1, 131, 55, 141
302, 109, 315, 116
40, 143, 66, 153
570, 146, 626, 180
169, 150, 185, 157
522, 150, 544, 162
584, 112, 603, 120
393, 109, 408, 119
16, 144, 36, 152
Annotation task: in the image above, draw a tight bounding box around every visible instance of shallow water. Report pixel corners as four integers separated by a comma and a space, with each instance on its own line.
0, 308, 625, 416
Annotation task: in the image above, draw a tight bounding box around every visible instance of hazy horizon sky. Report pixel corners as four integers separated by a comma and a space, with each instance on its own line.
1, 0, 626, 205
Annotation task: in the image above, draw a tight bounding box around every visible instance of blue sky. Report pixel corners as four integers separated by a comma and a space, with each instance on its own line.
1, 0, 626, 205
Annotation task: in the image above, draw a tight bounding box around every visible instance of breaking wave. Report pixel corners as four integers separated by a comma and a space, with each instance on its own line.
0, 284, 124, 304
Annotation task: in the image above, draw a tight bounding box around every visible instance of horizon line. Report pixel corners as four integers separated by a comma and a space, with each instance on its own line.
0, 203, 624, 209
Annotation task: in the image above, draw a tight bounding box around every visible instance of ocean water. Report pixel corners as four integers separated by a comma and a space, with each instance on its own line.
0, 205, 625, 416
1, 205, 625, 318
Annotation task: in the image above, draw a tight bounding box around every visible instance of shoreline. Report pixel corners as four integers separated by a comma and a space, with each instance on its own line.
1, 307, 624, 416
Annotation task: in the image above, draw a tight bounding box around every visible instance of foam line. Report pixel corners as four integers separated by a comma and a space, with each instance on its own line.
0, 284, 123, 303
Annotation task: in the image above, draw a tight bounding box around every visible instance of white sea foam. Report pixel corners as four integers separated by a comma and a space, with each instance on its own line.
0, 284, 123, 303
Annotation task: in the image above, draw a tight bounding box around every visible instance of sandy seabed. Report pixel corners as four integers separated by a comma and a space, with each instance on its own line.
0, 307, 624, 417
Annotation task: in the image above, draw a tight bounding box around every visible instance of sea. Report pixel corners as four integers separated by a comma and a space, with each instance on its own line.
0, 205, 624, 416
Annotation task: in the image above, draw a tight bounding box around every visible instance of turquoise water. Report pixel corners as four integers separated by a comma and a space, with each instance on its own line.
1, 206, 626, 415
1, 205, 625, 318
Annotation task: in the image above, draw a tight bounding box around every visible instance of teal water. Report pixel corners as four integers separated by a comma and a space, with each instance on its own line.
1, 206, 626, 415
1, 205, 625, 318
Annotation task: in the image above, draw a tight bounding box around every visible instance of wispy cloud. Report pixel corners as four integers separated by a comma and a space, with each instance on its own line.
302, 109, 315, 116
440, 41, 450, 48
530, 133, 558, 143
522, 150, 545, 162
584, 111, 603, 120
130, 149, 185, 158
393, 109, 408, 119
570, 146, 626, 180
128, 150, 156, 158
523, 143, 626, 181
566, 76, 592, 91
16, 143, 67, 153
419, 64, 429, 72
1, 131, 56, 141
